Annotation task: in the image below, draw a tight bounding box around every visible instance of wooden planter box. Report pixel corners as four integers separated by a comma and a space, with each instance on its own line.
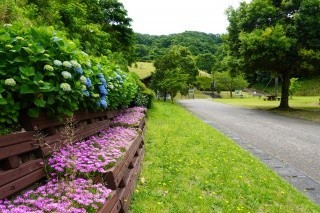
0, 132, 45, 200
98, 189, 122, 213
103, 134, 143, 190
119, 149, 144, 212
0, 108, 145, 212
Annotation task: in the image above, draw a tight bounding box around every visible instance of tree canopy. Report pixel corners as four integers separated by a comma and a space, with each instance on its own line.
226, 0, 320, 109
0, 0, 135, 67
151, 46, 198, 101
134, 31, 222, 62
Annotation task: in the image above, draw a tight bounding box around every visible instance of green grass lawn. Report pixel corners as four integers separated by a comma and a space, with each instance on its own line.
130, 101, 320, 212
214, 92, 320, 123
129, 62, 155, 79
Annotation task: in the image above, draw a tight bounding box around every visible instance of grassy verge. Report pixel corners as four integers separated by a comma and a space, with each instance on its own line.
130, 101, 320, 212
128, 62, 155, 79
214, 92, 320, 123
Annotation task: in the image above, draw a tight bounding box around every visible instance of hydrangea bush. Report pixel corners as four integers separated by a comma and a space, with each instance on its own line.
0, 23, 138, 131
0, 178, 112, 213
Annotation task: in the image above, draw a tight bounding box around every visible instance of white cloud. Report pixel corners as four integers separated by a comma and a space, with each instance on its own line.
119, 0, 250, 35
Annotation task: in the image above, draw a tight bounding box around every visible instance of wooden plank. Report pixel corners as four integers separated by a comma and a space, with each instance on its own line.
0, 141, 39, 160
138, 117, 146, 130
110, 200, 122, 213
20, 111, 111, 131
0, 131, 35, 148
2, 156, 20, 170
98, 189, 120, 213
120, 154, 143, 213
0, 159, 44, 187
0, 168, 45, 199
104, 135, 142, 190
129, 155, 139, 169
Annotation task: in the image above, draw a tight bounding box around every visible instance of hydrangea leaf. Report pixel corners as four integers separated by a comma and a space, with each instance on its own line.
28, 108, 40, 118
34, 98, 46, 107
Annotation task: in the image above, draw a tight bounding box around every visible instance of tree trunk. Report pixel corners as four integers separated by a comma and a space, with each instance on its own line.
230, 89, 233, 98
278, 71, 290, 109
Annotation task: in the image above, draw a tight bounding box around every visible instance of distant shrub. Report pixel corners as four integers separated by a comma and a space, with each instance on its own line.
131, 74, 155, 108
196, 75, 212, 91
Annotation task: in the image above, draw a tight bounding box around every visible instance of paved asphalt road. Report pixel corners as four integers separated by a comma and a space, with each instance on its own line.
178, 99, 320, 203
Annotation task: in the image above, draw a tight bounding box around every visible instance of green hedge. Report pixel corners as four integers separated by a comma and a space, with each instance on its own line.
0, 23, 137, 132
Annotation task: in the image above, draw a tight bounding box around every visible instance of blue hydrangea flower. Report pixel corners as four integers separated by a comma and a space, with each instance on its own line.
98, 85, 108, 96
61, 71, 72, 79
99, 77, 107, 85
82, 90, 90, 97
85, 78, 92, 87
99, 98, 107, 108
74, 67, 83, 75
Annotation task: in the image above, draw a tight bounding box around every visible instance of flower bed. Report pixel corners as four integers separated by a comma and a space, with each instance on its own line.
0, 106, 147, 212
48, 127, 138, 176
111, 107, 146, 128
0, 178, 112, 213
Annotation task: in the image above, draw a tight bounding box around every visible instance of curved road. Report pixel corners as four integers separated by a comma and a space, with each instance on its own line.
178, 99, 320, 204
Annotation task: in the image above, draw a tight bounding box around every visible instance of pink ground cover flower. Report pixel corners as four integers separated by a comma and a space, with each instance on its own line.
0, 178, 112, 213
48, 127, 138, 175
112, 107, 146, 127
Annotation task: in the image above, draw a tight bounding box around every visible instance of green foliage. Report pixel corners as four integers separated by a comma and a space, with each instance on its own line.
134, 31, 222, 62
226, 0, 320, 109
289, 78, 300, 98
195, 53, 215, 72
295, 77, 320, 96
129, 72, 154, 108
196, 75, 212, 91
152, 46, 198, 101
5, 0, 135, 67
214, 71, 249, 97
0, 23, 138, 130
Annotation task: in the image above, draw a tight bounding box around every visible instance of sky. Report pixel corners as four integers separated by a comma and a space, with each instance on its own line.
118, 0, 251, 35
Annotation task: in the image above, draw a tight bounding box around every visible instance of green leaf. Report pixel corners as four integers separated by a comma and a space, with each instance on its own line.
35, 46, 45, 54
34, 98, 46, 107
19, 66, 35, 77
13, 56, 27, 63
39, 83, 53, 92
0, 95, 7, 105
22, 47, 34, 54
20, 85, 35, 94
28, 108, 40, 118
47, 96, 55, 105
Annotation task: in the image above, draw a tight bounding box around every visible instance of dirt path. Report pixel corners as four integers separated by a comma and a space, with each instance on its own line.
178, 99, 320, 204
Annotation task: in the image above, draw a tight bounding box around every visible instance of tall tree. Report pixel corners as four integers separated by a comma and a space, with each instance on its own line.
151, 46, 198, 101
226, 0, 320, 109
195, 53, 215, 72
26, 0, 135, 65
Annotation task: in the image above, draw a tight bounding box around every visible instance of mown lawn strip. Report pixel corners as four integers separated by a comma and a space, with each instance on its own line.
130, 101, 320, 212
